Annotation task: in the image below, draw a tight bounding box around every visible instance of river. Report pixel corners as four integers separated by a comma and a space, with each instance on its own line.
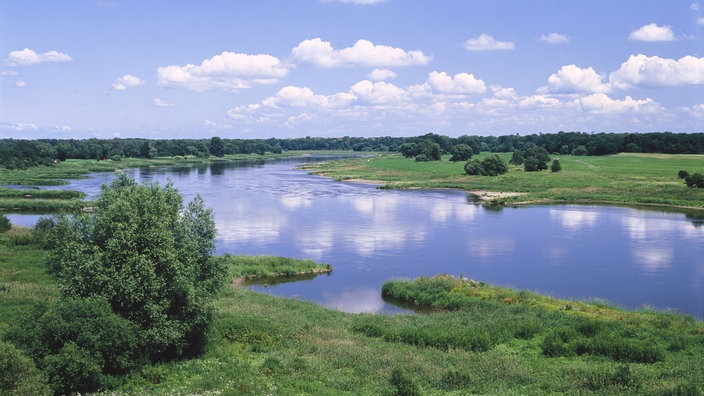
7, 157, 704, 319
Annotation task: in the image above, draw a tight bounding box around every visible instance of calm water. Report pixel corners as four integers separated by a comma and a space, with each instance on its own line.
8, 158, 704, 318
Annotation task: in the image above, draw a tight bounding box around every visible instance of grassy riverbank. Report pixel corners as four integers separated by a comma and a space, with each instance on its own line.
2, 227, 702, 395
304, 152, 704, 210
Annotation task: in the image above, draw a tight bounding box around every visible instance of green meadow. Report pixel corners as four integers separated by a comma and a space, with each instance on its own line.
2, 227, 703, 395
304, 152, 704, 210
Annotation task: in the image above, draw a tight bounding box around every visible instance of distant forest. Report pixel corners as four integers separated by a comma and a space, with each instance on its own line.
2, 132, 704, 169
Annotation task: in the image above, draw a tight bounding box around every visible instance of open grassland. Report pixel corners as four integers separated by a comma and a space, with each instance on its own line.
2, 228, 702, 395
304, 152, 704, 210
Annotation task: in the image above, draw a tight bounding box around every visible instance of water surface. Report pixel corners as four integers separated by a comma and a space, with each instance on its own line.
8, 158, 704, 318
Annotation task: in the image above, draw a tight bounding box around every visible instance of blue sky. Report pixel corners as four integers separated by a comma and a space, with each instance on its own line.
1, 0, 703, 139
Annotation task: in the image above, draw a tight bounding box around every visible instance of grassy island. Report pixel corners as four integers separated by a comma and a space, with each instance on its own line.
303, 152, 704, 211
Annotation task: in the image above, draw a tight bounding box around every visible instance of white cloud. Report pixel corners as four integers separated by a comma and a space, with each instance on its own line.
576, 93, 658, 114
291, 38, 431, 68
153, 98, 175, 107
15, 81, 27, 88
539, 33, 570, 44
6, 48, 72, 66
628, 23, 675, 41
157, 51, 288, 91
609, 54, 704, 89
463, 34, 515, 51
56, 125, 72, 132
350, 80, 409, 104
697, 17, 704, 25
112, 74, 144, 90
367, 68, 397, 81
1, 70, 19, 76
546, 64, 610, 93
426, 71, 486, 94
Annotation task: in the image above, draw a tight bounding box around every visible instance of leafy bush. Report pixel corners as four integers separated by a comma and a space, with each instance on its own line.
684, 172, 704, 188
4, 297, 145, 394
0, 214, 10, 233
464, 155, 508, 176
449, 144, 473, 162
415, 153, 429, 162
390, 368, 422, 396
0, 340, 50, 396
678, 170, 690, 179
551, 159, 562, 172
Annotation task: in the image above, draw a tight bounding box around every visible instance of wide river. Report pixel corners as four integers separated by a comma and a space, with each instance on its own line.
8, 157, 704, 319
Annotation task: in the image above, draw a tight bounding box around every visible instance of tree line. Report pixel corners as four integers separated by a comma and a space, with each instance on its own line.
2, 131, 704, 169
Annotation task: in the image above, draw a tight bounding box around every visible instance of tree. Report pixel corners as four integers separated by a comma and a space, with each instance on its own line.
210, 136, 225, 157
481, 154, 509, 176
464, 159, 483, 175
464, 155, 508, 176
449, 144, 473, 162
509, 151, 524, 166
417, 139, 441, 161
551, 159, 562, 172
572, 145, 588, 156
684, 172, 704, 188
46, 174, 225, 361
678, 170, 689, 179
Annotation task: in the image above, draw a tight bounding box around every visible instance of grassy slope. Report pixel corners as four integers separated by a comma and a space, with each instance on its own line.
2, 229, 702, 395
305, 152, 704, 210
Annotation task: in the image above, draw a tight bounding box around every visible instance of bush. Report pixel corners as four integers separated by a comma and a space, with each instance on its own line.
415, 154, 429, 162
572, 145, 588, 156
464, 159, 483, 175
464, 155, 508, 176
684, 172, 704, 188
4, 297, 146, 394
0, 214, 10, 233
390, 367, 422, 396
551, 159, 562, 172
678, 170, 690, 179
0, 340, 51, 396
449, 144, 473, 162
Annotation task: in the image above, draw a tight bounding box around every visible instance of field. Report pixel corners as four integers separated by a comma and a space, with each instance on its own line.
304, 152, 704, 210
2, 227, 703, 395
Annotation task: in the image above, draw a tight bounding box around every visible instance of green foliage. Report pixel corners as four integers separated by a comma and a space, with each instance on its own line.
551, 158, 562, 172
449, 144, 473, 162
415, 153, 429, 162
46, 174, 225, 361
0, 340, 51, 396
684, 172, 704, 188
572, 145, 588, 156
390, 368, 422, 396
209, 136, 225, 157
465, 154, 509, 176
217, 254, 332, 279
4, 297, 144, 394
678, 170, 690, 179
0, 214, 10, 233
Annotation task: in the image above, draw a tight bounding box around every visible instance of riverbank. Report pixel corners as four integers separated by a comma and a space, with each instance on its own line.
2, 228, 702, 395
303, 152, 704, 211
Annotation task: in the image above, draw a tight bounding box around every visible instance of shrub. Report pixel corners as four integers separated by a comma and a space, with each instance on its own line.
0, 214, 10, 233
551, 159, 562, 172
678, 170, 690, 179
415, 154, 429, 162
390, 367, 422, 396
464, 155, 508, 176
464, 159, 483, 175
684, 172, 704, 188
572, 145, 588, 156
0, 340, 51, 396
449, 144, 473, 162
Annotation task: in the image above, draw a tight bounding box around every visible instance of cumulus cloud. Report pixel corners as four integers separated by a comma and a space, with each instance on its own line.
112, 74, 144, 90
1, 70, 19, 76
609, 54, 704, 88
463, 34, 515, 51
538, 33, 570, 44
153, 98, 175, 107
157, 51, 288, 91
367, 68, 397, 81
628, 23, 675, 41
291, 38, 431, 68
15, 81, 27, 88
546, 65, 611, 93
426, 71, 486, 94
6, 48, 72, 66
698, 17, 704, 25
576, 93, 658, 114
350, 80, 409, 104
